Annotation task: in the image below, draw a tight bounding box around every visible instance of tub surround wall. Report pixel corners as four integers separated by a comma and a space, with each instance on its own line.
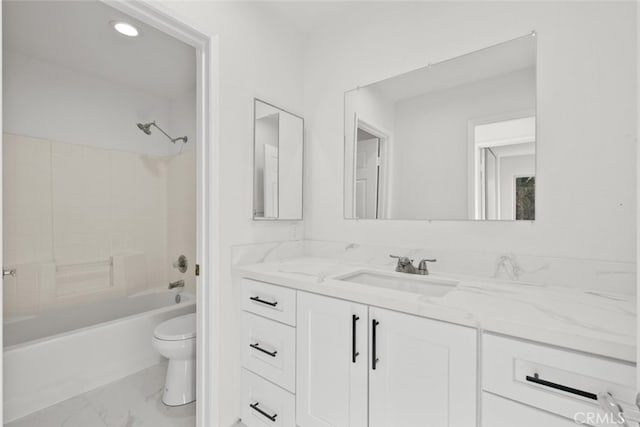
2, 133, 196, 317
167, 151, 197, 295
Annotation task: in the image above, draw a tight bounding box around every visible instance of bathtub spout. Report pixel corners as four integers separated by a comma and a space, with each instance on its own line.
168, 280, 185, 290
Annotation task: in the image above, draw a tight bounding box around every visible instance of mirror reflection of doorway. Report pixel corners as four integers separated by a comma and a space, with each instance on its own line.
254, 112, 280, 218
472, 115, 536, 220
355, 128, 381, 219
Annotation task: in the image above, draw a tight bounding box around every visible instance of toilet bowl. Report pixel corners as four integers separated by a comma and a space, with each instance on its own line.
152, 312, 196, 406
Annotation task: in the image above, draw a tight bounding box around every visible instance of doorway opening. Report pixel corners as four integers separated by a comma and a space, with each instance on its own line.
470, 114, 536, 220
354, 121, 389, 219
1, 1, 214, 426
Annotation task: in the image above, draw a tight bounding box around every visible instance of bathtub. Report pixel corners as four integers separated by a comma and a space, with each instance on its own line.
3, 289, 195, 422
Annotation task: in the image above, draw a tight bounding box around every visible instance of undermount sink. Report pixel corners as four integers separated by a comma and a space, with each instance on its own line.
335, 270, 459, 298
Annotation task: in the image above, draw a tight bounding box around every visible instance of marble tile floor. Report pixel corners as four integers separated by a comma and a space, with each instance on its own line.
5, 362, 195, 427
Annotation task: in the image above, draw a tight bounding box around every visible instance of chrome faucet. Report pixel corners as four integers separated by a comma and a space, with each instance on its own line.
390, 255, 437, 275
390, 255, 416, 273
168, 279, 185, 290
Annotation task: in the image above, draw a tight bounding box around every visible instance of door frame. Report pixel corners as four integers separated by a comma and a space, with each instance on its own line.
0, 2, 4, 422
0, 2, 221, 426
636, 0, 640, 395
467, 109, 536, 220
353, 117, 392, 219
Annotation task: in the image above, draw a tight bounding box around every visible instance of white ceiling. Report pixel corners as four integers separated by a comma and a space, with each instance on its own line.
3, 0, 196, 100
372, 34, 537, 102
258, 2, 367, 38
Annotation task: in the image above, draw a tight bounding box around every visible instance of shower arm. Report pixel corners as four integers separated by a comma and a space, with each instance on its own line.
150, 122, 188, 144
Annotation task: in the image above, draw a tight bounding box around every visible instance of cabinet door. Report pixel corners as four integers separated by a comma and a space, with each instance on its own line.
369, 307, 477, 427
296, 292, 368, 427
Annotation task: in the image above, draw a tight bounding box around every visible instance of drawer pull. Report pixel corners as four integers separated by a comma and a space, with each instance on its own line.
249, 342, 278, 358
250, 402, 278, 422
250, 296, 278, 307
352, 314, 360, 363
525, 373, 597, 400
372, 319, 379, 370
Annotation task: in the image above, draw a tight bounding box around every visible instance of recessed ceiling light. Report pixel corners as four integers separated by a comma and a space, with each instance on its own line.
112, 21, 139, 37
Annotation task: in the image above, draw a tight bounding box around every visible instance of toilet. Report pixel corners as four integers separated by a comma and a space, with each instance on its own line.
152, 312, 196, 406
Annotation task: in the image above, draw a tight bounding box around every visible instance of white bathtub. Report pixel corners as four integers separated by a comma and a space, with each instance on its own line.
3, 289, 196, 422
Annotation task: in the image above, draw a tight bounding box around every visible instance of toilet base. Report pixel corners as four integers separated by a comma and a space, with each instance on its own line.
162, 359, 196, 406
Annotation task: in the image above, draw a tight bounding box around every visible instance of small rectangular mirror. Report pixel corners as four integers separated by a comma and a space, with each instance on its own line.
253, 99, 304, 220
344, 33, 536, 221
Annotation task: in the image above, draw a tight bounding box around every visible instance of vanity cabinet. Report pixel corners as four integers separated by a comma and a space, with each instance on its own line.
240, 276, 634, 427
296, 291, 477, 427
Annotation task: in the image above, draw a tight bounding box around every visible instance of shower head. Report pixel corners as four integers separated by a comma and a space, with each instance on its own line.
137, 122, 153, 135
136, 120, 187, 145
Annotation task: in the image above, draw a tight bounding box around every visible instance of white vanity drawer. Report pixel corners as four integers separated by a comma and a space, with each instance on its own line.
483, 333, 636, 424
242, 278, 296, 326
483, 392, 580, 427
241, 369, 295, 427
242, 312, 296, 392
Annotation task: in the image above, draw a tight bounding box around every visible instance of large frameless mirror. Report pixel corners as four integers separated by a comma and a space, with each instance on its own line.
344, 33, 536, 221
253, 99, 304, 220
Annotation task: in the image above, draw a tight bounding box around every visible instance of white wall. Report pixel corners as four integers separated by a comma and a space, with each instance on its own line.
3, 50, 194, 157
4, 51, 169, 156
168, 88, 197, 154
391, 68, 535, 219
303, 1, 637, 263
158, 3, 305, 426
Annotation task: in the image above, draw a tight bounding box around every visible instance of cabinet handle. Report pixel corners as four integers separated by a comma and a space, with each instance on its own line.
525, 373, 597, 400
372, 319, 379, 370
249, 402, 278, 422
352, 314, 360, 363
249, 342, 277, 358
250, 296, 278, 307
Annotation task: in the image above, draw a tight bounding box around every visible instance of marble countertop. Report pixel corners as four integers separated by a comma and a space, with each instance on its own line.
235, 257, 636, 363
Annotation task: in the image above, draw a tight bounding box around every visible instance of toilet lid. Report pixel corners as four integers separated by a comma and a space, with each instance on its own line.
154, 313, 196, 341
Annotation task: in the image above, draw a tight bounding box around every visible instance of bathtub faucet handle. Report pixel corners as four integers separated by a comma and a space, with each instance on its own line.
173, 255, 188, 274
3, 268, 16, 279
168, 279, 185, 290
